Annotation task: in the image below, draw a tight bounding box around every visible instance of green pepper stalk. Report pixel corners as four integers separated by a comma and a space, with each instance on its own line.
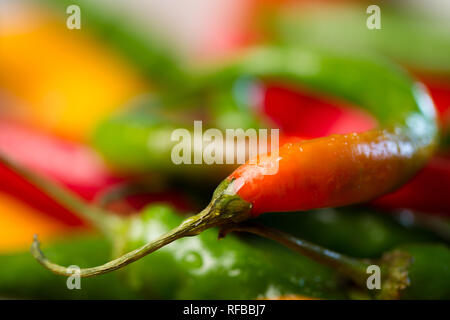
219, 222, 412, 299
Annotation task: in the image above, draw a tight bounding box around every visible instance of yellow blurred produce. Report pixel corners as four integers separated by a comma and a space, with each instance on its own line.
0, 5, 147, 141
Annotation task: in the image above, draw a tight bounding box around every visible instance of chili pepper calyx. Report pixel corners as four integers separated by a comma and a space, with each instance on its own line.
377, 250, 412, 300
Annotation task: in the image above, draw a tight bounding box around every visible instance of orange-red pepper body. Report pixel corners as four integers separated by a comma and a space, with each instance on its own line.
229, 129, 432, 215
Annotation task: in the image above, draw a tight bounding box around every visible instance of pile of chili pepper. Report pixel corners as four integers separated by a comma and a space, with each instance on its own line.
0, 0, 449, 300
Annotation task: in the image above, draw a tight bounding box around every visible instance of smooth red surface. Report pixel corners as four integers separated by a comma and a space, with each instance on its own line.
0, 120, 195, 225
0, 120, 120, 201
263, 84, 377, 137
229, 128, 428, 215
0, 120, 121, 226
373, 155, 450, 215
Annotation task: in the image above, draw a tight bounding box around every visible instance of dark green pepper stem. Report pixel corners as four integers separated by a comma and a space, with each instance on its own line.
219, 223, 370, 287
393, 211, 450, 242
220, 222, 412, 299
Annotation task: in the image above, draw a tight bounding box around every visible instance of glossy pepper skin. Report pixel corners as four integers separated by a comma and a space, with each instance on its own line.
256, 207, 442, 259
213, 46, 438, 215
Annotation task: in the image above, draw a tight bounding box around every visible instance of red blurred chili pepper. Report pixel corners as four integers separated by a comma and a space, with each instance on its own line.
0, 119, 195, 225
373, 155, 450, 215
0, 120, 120, 200
263, 83, 377, 138
0, 119, 122, 226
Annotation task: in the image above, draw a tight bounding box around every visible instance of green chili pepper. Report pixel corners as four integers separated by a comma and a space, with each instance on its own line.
263, 3, 450, 75
396, 243, 450, 299
91, 88, 263, 179
254, 208, 450, 299
92, 105, 239, 180
224, 221, 450, 299
256, 207, 443, 258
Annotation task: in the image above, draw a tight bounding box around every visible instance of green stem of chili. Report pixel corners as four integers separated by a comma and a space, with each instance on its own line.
219, 222, 371, 287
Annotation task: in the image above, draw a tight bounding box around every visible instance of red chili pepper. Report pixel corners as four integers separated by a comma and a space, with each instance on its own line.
263, 83, 377, 138
0, 119, 120, 201
0, 119, 122, 226
373, 155, 450, 215
423, 79, 450, 120
0, 119, 194, 224
228, 129, 430, 216
262, 80, 450, 215
0, 162, 84, 226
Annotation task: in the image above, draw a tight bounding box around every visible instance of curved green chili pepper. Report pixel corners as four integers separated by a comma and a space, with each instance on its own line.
256, 207, 443, 258
91, 89, 263, 179
93, 46, 438, 187
224, 221, 450, 299
263, 3, 450, 74
397, 243, 450, 299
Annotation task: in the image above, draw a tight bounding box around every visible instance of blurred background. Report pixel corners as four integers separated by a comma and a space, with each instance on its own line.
0, 0, 449, 299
